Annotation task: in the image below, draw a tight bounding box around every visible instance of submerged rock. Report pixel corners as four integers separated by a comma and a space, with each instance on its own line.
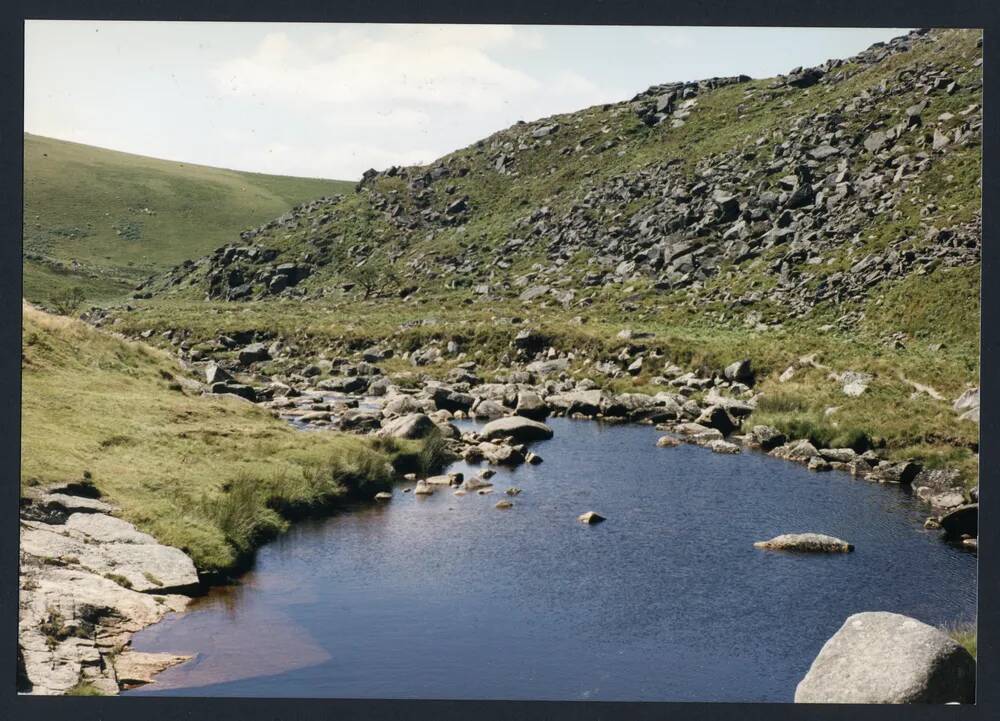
795, 612, 975, 703
754, 533, 854, 553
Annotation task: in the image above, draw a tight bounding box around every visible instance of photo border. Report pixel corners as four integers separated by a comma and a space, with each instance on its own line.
1, 1, 995, 720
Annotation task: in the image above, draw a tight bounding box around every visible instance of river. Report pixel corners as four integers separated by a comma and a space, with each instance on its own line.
126, 417, 976, 701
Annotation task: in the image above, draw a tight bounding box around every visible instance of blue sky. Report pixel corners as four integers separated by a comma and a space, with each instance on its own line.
25, 22, 909, 180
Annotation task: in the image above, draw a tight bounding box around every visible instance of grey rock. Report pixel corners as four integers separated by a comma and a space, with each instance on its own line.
378, 413, 437, 440
754, 533, 854, 553
480, 416, 554, 442
237, 342, 269, 365
795, 612, 975, 703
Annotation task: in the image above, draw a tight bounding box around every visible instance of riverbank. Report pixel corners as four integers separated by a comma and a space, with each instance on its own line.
18, 304, 445, 694
99, 304, 979, 538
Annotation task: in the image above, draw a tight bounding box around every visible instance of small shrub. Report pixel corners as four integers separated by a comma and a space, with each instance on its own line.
207, 473, 285, 554
65, 681, 105, 696
50, 287, 86, 316
416, 432, 452, 476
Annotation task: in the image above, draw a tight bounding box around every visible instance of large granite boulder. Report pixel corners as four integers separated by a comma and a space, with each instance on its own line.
479, 416, 554, 443
795, 612, 976, 703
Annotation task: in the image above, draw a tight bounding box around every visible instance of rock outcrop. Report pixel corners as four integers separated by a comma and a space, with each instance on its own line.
18, 498, 200, 695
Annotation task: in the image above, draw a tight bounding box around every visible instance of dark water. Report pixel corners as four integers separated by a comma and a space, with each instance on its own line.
127, 418, 976, 701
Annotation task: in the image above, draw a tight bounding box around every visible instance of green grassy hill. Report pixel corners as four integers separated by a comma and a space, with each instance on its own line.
23, 134, 353, 307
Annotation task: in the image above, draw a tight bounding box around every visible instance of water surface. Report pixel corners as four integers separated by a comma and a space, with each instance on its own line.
128, 418, 976, 701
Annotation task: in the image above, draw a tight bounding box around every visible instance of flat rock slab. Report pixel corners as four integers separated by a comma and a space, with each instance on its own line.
22, 517, 199, 594
754, 533, 854, 553
479, 416, 554, 442
114, 651, 192, 688
37, 493, 116, 515
795, 612, 975, 703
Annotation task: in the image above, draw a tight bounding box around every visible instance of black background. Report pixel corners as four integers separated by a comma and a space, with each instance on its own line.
1, 2, 995, 720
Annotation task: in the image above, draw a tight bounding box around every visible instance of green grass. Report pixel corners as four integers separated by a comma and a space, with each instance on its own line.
23, 134, 353, 307
64, 682, 106, 697
21, 304, 430, 575
945, 622, 977, 658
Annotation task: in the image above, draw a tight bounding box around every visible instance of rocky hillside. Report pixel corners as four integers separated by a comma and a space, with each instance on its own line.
106, 28, 980, 492
143, 28, 981, 331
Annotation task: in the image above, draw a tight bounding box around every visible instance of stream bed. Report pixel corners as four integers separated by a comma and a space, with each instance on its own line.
126, 417, 976, 701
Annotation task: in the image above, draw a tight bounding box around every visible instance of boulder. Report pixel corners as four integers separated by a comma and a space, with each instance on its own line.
706, 439, 741, 454
838, 370, 872, 397
940, 504, 978, 539
35, 493, 115, 516
472, 399, 509, 420
515, 391, 550, 420
413, 480, 433, 495
461, 476, 493, 492
495, 500, 513, 510
209, 381, 256, 402
746, 425, 787, 451
795, 612, 975, 703
723, 359, 754, 385
656, 435, 681, 448
237, 342, 269, 365
546, 389, 608, 416
578, 511, 605, 524
318, 375, 369, 394
696, 406, 737, 436
754, 533, 854, 553
771, 439, 820, 461
374, 492, 393, 501
480, 416, 554, 443
478, 442, 526, 466
378, 413, 437, 440
204, 362, 232, 385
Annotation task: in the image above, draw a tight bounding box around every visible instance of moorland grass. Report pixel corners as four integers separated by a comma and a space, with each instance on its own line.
21, 304, 429, 575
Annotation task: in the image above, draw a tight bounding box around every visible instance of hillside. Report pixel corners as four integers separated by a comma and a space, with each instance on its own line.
107, 28, 981, 483
20, 303, 430, 574
22, 134, 353, 307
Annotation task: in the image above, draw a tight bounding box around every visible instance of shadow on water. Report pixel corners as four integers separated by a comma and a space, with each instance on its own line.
126, 418, 976, 701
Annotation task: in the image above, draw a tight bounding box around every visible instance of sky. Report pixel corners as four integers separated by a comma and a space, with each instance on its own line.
24, 22, 909, 180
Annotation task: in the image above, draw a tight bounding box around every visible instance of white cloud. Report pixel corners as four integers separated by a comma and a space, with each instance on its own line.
206, 24, 617, 177
212, 27, 544, 113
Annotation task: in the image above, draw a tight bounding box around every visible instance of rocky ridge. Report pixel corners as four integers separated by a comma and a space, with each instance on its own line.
138, 29, 982, 334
